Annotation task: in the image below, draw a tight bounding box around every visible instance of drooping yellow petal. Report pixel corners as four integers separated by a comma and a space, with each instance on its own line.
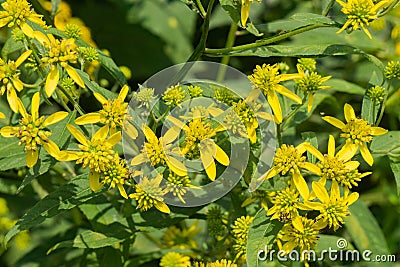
327, 135, 335, 158
214, 143, 229, 166
344, 161, 360, 170
42, 139, 61, 158
267, 91, 282, 124
275, 84, 302, 104
89, 170, 103, 191
31, 92, 40, 120
57, 151, 81, 161
64, 64, 85, 88
303, 143, 324, 162
240, 0, 250, 27
74, 113, 101, 125
322, 116, 346, 130
292, 171, 309, 200
247, 126, 257, 144
123, 121, 138, 139
92, 125, 109, 141
371, 127, 388, 136
360, 142, 373, 166
0, 126, 17, 137
118, 85, 129, 101
45, 66, 59, 97
303, 162, 321, 176
257, 166, 279, 182
7, 86, 19, 113
291, 215, 304, 233
337, 142, 358, 162
131, 153, 147, 166
330, 180, 340, 200
344, 103, 356, 122
200, 148, 216, 181
166, 116, 189, 131
26, 150, 39, 168
117, 184, 128, 199
11, 78, 23, 92
17, 98, 27, 118
15, 50, 32, 67
208, 106, 224, 117
93, 92, 108, 105
312, 182, 329, 203
307, 94, 314, 113
66, 124, 89, 145
154, 201, 170, 214
142, 125, 157, 142
0, 112, 6, 119
106, 131, 122, 146
33, 31, 49, 45
346, 192, 359, 206
166, 155, 187, 177
20, 22, 34, 38
162, 126, 180, 146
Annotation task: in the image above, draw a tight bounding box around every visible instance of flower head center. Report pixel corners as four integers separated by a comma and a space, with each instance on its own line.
341, 118, 373, 143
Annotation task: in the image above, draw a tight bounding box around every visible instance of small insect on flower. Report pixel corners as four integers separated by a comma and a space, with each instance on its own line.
336, 0, 392, 39
0, 92, 68, 167
322, 103, 388, 166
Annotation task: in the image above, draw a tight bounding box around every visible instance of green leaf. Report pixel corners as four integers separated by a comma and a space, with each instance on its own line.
219, 0, 263, 36
246, 209, 283, 267
316, 234, 355, 252
97, 50, 127, 86
324, 78, 366, 95
290, 13, 336, 25
370, 131, 400, 154
4, 173, 103, 246
16, 111, 76, 193
389, 161, 400, 196
1, 38, 24, 59
76, 69, 118, 100
344, 200, 391, 262
361, 95, 379, 125
48, 230, 123, 252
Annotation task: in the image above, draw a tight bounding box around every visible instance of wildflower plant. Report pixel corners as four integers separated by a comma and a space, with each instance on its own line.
0, 0, 399, 267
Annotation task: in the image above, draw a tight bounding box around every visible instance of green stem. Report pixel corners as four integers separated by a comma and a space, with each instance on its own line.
58, 85, 85, 115
378, 0, 400, 17
322, 0, 335, 16
277, 123, 282, 147
216, 23, 238, 83
281, 96, 307, 128
204, 24, 332, 56
375, 80, 393, 126
22, 80, 44, 88
195, 0, 207, 18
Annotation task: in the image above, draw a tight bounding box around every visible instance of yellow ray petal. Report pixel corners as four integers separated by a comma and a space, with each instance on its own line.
154, 201, 170, 214
360, 142, 373, 166
312, 181, 329, 203
11, 78, 23, 92
75, 113, 101, 125
200, 148, 216, 181
275, 84, 302, 104
26, 150, 39, 168
93, 125, 109, 141
131, 153, 147, 166
307, 94, 314, 113
267, 91, 282, 124
344, 103, 356, 122
214, 143, 229, 166
66, 124, 89, 145
337, 142, 358, 162
162, 126, 180, 146
166, 155, 187, 177
31, 92, 40, 120
292, 171, 309, 200
240, 0, 250, 27
0, 126, 16, 137
291, 215, 304, 233
322, 116, 346, 130
142, 125, 157, 142
344, 161, 360, 170
117, 184, 128, 199
7, 87, 20, 113
303, 162, 321, 176
371, 127, 388, 136
93, 92, 108, 105
257, 166, 279, 182
45, 66, 59, 97
15, 50, 32, 67
124, 121, 138, 139
346, 192, 359, 206
20, 22, 34, 38
118, 85, 129, 101
64, 64, 85, 88
89, 170, 103, 191
303, 143, 324, 162
327, 135, 336, 158
42, 139, 61, 158
106, 131, 122, 146
33, 31, 49, 45
166, 116, 189, 131
57, 151, 81, 161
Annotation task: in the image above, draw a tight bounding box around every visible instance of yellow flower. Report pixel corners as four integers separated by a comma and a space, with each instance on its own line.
266, 184, 301, 221
258, 143, 321, 200
33, 31, 85, 97
75, 85, 138, 136
385, 60, 400, 80
167, 116, 229, 181
162, 84, 187, 106
194, 259, 238, 267
0, 0, 46, 37
249, 63, 302, 124
232, 216, 253, 261
303, 180, 359, 231
304, 135, 359, 186
58, 125, 121, 191
276, 215, 327, 254
322, 103, 388, 165
164, 171, 197, 203
240, 0, 262, 27
297, 58, 317, 72
0, 92, 68, 167
0, 50, 32, 112
207, 206, 227, 238
160, 252, 191, 267
188, 85, 203, 98
163, 221, 201, 249
241, 189, 269, 211
336, 0, 392, 39
130, 125, 187, 176
295, 66, 331, 112
129, 175, 170, 214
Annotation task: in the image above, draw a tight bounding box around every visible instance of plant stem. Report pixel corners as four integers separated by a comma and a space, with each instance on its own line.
322, 0, 335, 16
375, 80, 393, 125
378, 0, 400, 17
195, 0, 207, 18
204, 24, 331, 56
276, 123, 282, 147
216, 22, 238, 83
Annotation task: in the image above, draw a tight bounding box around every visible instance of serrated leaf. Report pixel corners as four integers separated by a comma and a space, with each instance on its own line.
246, 209, 283, 267
390, 161, 400, 196
344, 200, 390, 262
4, 173, 103, 246
76, 69, 118, 100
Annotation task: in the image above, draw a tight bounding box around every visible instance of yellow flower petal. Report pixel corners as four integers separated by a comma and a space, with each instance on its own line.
0, 112, 6, 119
33, 31, 49, 45
371, 127, 388, 136
12, 78, 23, 92
57, 151, 81, 161
26, 150, 38, 168
161, 126, 180, 146
344, 103, 356, 122
15, 50, 32, 67
166, 155, 187, 177
92, 125, 109, 141
31, 92, 40, 120
17, 97, 27, 118
337, 142, 358, 162
45, 66, 59, 97
240, 0, 250, 27
200, 148, 216, 181
275, 84, 302, 104
360, 142, 373, 166
307, 94, 314, 113
154, 201, 170, 214
303, 143, 324, 162
123, 121, 138, 139
322, 116, 346, 130
257, 166, 279, 182
330, 180, 340, 200
142, 125, 157, 142
0, 126, 17, 137
20, 22, 34, 38
131, 153, 147, 166
7, 86, 20, 113
291, 215, 304, 233
66, 124, 89, 145
64, 64, 85, 88
267, 91, 282, 124
93, 93, 107, 105
344, 161, 360, 170
346, 192, 359, 206
214, 144, 229, 166
292, 171, 309, 200
89, 170, 103, 191
74, 113, 101, 125
303, 162, 321, 176
118, 85, 129, 101
327, 135, 335, 158
166, 116, 189, 131
312, 181, 329, 203
106, 131, 122, 146
117, 184, 128, 199
42, 139, 61, 158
